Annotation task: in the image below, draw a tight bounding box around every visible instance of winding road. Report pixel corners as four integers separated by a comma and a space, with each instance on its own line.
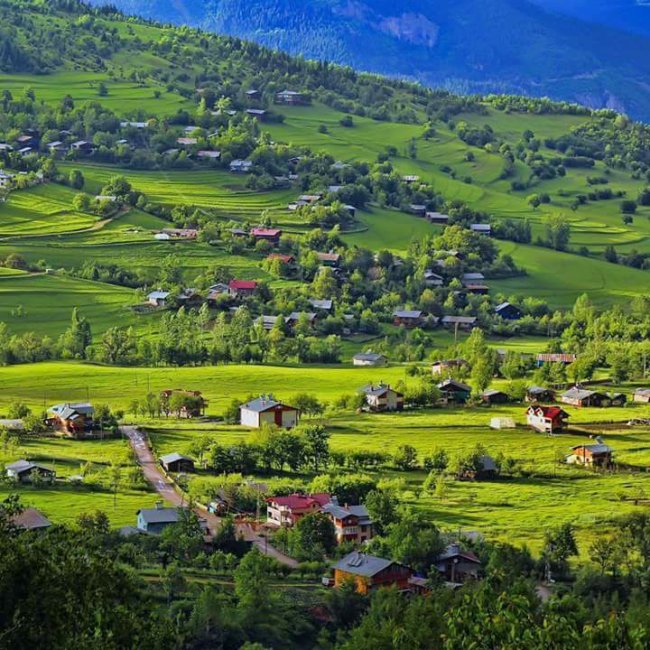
122, 425, 297, 567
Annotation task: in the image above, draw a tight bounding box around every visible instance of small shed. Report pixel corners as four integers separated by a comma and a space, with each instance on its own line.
490, 417, 516, 430
160, 453, 195, 473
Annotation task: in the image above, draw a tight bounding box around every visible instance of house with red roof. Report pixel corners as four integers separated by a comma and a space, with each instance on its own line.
526, 405, 570, 434
266, 492, 331, 527
251, 227, 282, 244
228, 279, 258, 298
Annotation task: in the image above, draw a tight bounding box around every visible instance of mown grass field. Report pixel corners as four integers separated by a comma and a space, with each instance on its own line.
144, 398, 650, 553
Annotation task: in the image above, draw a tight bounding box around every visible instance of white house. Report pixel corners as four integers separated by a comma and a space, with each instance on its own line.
352, 351, 387, 367
147, 290, 170, 307
240, 395, 300, 429
360, 384, 404, 412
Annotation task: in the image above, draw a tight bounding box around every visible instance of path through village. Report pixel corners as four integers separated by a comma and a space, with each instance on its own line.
121, 425, 297, 567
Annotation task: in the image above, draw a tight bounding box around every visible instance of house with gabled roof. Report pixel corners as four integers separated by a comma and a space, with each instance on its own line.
561, 387, 609, 408
435, 544, 481, 584
567, 443, 613, 468
229, 159, 253, 173
353, 351, 387, 367
536, 353, 577, 367
441, 315, 477, 330
6, 460, 56, 483
393, 309, 423, 328
240, 395, 300, 429
251, 227, 282, 244
47, 403, 94, 435
333, 552, 413, 594
480, 389, 509, 405
526, 386, 556, 403
526, 404, 569, 433
308, 298, 333, 312
228, 279, 258, 298
147, 290, 170, 307
160, 453, 195, 473
10, 507, 52, 531
266, 492, 331, 527
322, 502, 375, 544
360, 384, 404, 412
470, 223, 491, 235
275, 90, 307, 105
495, 302, 522, 320
438, 379, 471, 404
137, 505, 186, 534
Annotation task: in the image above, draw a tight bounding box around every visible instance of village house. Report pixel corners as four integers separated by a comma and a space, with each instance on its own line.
360, 384, 404, 412
408, 204, 427, 217
120, 121, 149, 129
47, 141, 67, 156
266, 253, 295, 266
403, 175, 420, 183
308, 298, 334, 312
147, 290, 170, 307
160, 453, 195, 473
435, 544, 482, 584
470, 223, 491, 235
462, 271, 485, 283
481, 389, 510, 405
633, 388, 650, 403
251, 227, 282, 245
197, 150, 221, 160
245, 88, 261, 101
495, 302, 522, 320
286, 311, 317, 329
176, 288, 203, 307
352, 351, 387, 367
459, 455, 499, 481
423, 270, 444, 287
6, 460, 56, 483
322, 502, 375, 544
432, 358, 469, 376
275, 90, 307, 105
441, 315, 477, 330
47, 403, 95, 435
10, 507, 52, 531
610, 392, 628, 406
0, 170, 14, 188
0, 143, 13, 152
526, 404, 570, 433
240, 395, 300, 429
561, 387, 609, 408
464, 283, 489, 296
526, 386, 556, 403
206, 283, 230, 305
137, 505, 189, 534
161, 228, 198, 240
70, 140, 93, 153
316, 252, 341, 267
246, 108, 267, 120
426, 211, 450, 224
393, 309, 423, 328
536, 353, 577, 367
567, 442, 613, 468
333, 552, 413, 594
228, 279, 258, 298
229, 159, 253, 173
438, 379, 472, 404
160, 389, 206, 417
176, 137, 198, 147
256, 315, 281, 331
266, 493, 331, 527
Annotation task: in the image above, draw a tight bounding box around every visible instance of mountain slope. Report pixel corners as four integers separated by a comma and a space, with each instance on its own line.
88, 0, 650, 120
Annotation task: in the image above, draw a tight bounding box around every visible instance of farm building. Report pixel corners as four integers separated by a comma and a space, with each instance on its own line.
70, 140, 93, 152
176, 137, 197, 147
423, 270, 444, 287
10, 507, 52, 531
228, 279, 258, 298
266, 493, 331, 527
246, 108, 267, 120
256, 315, 282, 331
526, 405, 570, 433
147, 290, 170, 307
266, 253, 295, 265
425, 211, 449, 224
567, 443, 613, 468
197, 150, 221, 159
160, 389, 206, 417
560, 387, 609, 408
462, 272, 485, 283
633, 388, 650, 403
353, 351, 387, 367
526, 386, 556, 403
275, 90, 307, 105
160, 453, 195, 473
490, 417, 516, 430
408, 204, 426, 216
441, 315, 477, 330
435, 544, 482, 584
47, 403, 95, 435
322, 502, 375, 544
245, 88, 261, 101
240, 395, 300, 429
432, 358, 469, 376
481, 389, 510, 405
495, 302, 522, 320
251, 227, 282, 244
360, 384, 404, 412
316, 252, 341, 267
229, 159, 253, 173
470, 223, 491, 235
438, 379, 472, 404
536, 353, 577, 367
286, 312, 317, 328
333, 552, 413, 594
137, 505, 188, 534
393, 309, 423, 328
309, 298, 334, 312
6, 460, 56, 483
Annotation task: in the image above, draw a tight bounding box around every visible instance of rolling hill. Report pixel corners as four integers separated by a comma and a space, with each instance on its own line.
87, 0, 650, 120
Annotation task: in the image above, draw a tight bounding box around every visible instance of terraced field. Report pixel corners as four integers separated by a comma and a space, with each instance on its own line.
0, 184, 98, 236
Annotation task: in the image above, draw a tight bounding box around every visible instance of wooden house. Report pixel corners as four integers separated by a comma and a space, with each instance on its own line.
435, 544, 481, 584
240, 395, 299, 429
275, 90, 307, 105
251, 227, 282, 245
408, 204, 426, 217
526, 386, 556, 403
561, 387, 609, 408
333, 552, 413, 595
10, 507, 52, 531
393, 309, 423, 328
360, 384, 404, 412
438, 379, 472, 404
495, 302, 522, 320
441, 315, 477, 330
567, 443, 613, 468
160, 452, 195, 473
6, 460, 56, 483
47, 403, 95, 435
526, 405, 569, 433
481, 389, 509, 405
426, 211, 449, 224
316, 252, 341, 267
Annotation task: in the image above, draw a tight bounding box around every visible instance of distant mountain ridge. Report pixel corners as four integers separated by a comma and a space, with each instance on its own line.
88, 0, 650, 120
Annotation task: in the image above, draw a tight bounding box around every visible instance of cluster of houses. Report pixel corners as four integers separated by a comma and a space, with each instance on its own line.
147, 279, 260, 309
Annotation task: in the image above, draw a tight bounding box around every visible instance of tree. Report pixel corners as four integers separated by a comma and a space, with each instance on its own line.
302, 424, 330, 471
290, 512, 336, 560
393, 444, 418, 471
68, 169, 84, 190
364, 489, 399, 535
97, 81, 108, 96
544, 214, 570, 251
58, 308, 91, 359
72, 193, 91, 212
